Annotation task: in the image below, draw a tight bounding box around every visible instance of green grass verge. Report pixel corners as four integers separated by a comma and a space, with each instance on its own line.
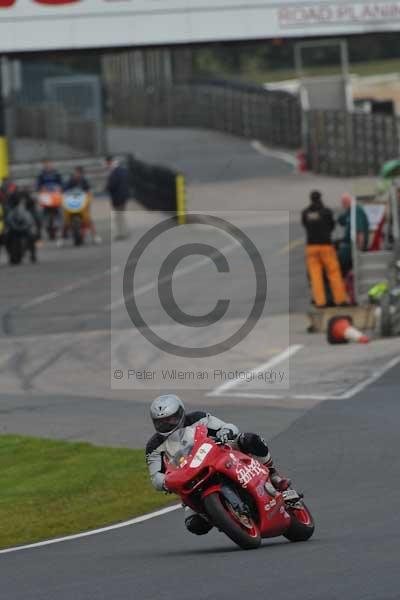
231, 57, 400, 84
0, 435, 175, 550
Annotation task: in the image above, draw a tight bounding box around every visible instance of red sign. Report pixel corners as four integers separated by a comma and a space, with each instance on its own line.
34, 0, 81, 3
0, 0, 81, 6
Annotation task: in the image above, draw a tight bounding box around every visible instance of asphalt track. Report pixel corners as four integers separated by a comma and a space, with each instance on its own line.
2, 365, 400, 600
1, 129, 399, 598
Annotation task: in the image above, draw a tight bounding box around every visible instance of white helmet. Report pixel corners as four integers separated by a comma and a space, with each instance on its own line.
150, 394, 185, 437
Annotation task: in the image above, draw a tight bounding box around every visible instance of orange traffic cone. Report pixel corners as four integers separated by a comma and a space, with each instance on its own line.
327, 316, 370, 345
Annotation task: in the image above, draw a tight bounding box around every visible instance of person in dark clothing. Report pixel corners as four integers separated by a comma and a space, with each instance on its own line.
64, 166, 91, 193
337, 193, 370, 276
36, 160, 63, 192
5, 191, 38, 264
1, 180, 18, 261
62, 167, 100, 244
22, 189, 42, 243
302, 190, 348, 308
106, 156, 130, 240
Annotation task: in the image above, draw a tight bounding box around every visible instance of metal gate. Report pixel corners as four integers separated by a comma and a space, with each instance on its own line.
44, 75, 104, 157
5, 60, 105, 163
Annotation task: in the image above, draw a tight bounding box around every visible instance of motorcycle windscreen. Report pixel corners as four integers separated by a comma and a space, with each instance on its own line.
165, 425, 196, 467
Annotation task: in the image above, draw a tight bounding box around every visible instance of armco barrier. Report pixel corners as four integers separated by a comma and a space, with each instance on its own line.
126, 154, 186, 223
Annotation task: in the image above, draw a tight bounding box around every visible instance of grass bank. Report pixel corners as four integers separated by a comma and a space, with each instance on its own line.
0, 435, 175, 550
236, 57, 400, 84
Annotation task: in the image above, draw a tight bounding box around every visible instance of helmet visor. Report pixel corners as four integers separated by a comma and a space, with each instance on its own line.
153, 406, 184, 434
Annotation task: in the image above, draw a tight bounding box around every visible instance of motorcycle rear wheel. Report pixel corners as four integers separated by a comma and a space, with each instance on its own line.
204, 491, 261, 550
283, 502, 315, 542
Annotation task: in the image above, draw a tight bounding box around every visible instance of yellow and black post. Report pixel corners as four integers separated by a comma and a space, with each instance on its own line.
0, 64, 9, 182
175, 173, 186, 225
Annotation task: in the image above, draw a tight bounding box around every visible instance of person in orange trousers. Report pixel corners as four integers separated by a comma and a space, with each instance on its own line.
302, 190, 348, 308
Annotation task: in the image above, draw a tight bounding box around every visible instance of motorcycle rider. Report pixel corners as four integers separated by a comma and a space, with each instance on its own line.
62, 166, 100, 244
36, 160, 63, 192
36, 160, 63, 239
5, 191, 38, 264
146, 394, 291, 536
0, 179, 17, 261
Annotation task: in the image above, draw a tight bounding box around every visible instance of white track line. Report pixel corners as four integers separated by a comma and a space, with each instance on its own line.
216, 392, 333, 401
336, 353, 400, 399
108, 241, 239, 311
208, 345, 304, 397
213, 353, 400, 402
20, 266, 120, 311
0, 504, 181, 556
251, 141, 298, 170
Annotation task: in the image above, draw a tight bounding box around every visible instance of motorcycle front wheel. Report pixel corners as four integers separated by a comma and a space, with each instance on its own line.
283, 502, 315, 542
204, 491, 261, 550
71, 216, 83, 246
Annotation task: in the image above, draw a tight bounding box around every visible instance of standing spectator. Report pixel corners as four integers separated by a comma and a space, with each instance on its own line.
302, 190, 348, 308
106, 156, 130, 241
337, 193, 370, 276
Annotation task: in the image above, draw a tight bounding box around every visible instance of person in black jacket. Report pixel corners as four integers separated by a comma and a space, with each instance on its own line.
106, 157, 130, 240
302, 190, 348, 308
36, 160, 63, 192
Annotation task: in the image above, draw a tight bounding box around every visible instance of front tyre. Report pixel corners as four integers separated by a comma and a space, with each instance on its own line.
204, 491, 261, 550
284, 502, 315, 542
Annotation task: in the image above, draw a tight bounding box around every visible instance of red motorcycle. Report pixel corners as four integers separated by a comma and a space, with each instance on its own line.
164, 424, 315, 550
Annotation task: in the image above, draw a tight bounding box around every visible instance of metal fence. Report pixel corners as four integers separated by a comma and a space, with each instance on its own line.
108, 80, 302, 150
108, 79, 400, 176
306, 110, 400, 176
6, 65, 106, 163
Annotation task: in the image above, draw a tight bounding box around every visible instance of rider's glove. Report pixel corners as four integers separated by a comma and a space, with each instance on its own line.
216, 427, 236, 444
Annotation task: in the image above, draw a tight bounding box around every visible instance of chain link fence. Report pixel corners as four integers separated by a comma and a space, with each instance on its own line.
5, 60, 106, 163
305, 110, 400, 176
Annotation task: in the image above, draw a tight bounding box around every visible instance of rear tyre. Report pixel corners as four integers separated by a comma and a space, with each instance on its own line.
204, 491, 261, 550
71, 217, 83, 246
284, 502, 315, 542
380, 293, 392, 338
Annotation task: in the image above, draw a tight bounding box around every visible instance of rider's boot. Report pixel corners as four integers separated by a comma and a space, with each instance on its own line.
263, 455, 291, 492
184, 507, 213, 536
